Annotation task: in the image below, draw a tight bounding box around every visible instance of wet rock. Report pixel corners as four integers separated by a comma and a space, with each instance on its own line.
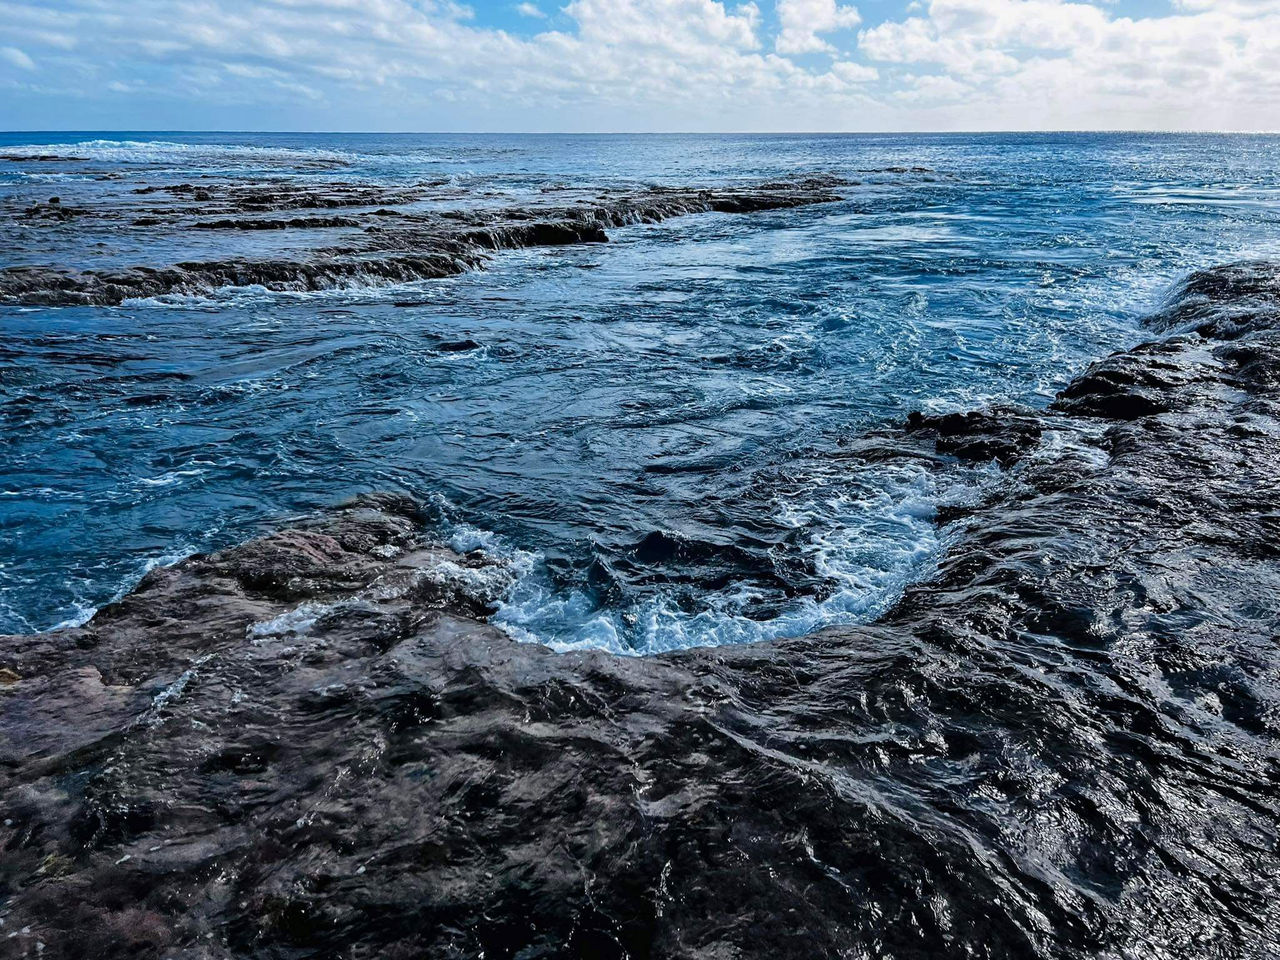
224, 184, 423, 212
905, 406, 1043, 464
3, 155, 87, 163
133, 183, 214, 202
435, 339, 482, 352
457, 220, 610, 248
18, 200, 87, 222
3, 264, 1280, 959
192, 216, 363, 230
0, 666, 145, 766
1149, 260, 1280, 339
1221, 331, 1280, 387
1053, 337, 1211, 420
0, 177, 845, 306
0, 254, 478, 306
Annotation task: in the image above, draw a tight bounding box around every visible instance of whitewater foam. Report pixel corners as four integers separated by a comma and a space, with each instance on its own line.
471, 460, 986, 656
0, 139, 357, 168
0, 139, 466, 170
248, 601, 341, 641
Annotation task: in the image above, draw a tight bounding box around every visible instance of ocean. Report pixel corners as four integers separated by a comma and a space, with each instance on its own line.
6, 131, 1280, 960
3, 131, 1280, 650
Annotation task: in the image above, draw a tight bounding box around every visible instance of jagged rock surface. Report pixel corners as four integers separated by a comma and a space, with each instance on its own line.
0, 178, 845, 306
2, 264, 1280, 959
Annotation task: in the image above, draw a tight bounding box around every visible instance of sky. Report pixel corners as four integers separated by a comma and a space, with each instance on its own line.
1, 0, 1278, 132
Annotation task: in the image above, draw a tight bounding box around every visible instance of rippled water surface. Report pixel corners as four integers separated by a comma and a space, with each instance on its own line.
3, 132, 1280, 650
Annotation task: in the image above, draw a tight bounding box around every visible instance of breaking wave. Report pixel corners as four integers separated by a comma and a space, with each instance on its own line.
0, 138, 465, 169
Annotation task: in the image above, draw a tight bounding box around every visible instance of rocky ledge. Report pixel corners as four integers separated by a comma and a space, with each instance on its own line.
2, 263, 1280, 959
0, 177, 844, 307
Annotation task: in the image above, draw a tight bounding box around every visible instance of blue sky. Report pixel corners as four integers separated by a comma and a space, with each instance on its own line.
2, 0, 1278, 132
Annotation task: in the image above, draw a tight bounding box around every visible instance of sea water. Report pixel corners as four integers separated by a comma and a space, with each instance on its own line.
3, 132, 1280, 651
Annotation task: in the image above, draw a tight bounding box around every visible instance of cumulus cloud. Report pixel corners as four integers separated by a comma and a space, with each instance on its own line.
0, 0, 881, 128
515, 2, 546, 17
855, 0, 1280, 128
831, 60, 877, 83
896, 72, 969, 103
0, 0, 1277, 130
567, 0, 763, 51
776, 0, 861, 54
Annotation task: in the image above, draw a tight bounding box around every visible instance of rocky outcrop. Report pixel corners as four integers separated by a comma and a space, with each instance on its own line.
0, 178, 845, 306
131, 182, 430, 211
2, 264, 1280, 959
192, 216, 364, 230
18, 199, 86, 222
904, 406, 1044, 465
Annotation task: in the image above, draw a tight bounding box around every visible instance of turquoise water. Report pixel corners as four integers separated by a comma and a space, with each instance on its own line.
3, 132, 1280, 650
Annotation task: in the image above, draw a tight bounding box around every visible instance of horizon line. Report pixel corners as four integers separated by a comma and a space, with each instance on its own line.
3, 128, 1280, 137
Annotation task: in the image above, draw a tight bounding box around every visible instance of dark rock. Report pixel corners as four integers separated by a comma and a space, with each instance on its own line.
4, 264, 1280, 959
18, 200, 87, 222
905, 406, 1043, 464
1052, 337, 1211, 420
192, 216, 363, 230
435, 339, 482, 352
0, 177, 844, 306
2, 155, 87, 163
462, 220, 611, 247
1221, 331, 1280, 387
1149, 260, 1280, 339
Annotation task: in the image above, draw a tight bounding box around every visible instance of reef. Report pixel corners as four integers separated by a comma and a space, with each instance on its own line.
2, 261, 1279, 959
0, 178, 844, 306
17, 199, 86, 223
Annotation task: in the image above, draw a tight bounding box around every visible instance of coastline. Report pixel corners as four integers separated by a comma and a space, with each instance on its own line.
0, 177, 845, 307
3, 262, 1278, 957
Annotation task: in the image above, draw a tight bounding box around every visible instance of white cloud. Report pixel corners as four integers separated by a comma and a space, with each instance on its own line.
515, 2, 546, 17
1173, 0, 1280, 12
0, 0, 883, 128
1, 46, 36, 70
566, 0, 763, 51
0, 0, 1278, 130
896, 72, 969, 102
831, 60, 877, 83
776, 0, 861, 54
855, 0, 1280, 128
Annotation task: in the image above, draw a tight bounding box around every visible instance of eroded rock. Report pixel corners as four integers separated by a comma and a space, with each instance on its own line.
3, 264, 1280, 958
0, 178, 846, 307
905, 406, 1043, 464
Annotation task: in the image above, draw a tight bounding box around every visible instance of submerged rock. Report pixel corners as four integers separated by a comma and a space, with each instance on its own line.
0, 177, 845, 307
18, 200, 88, 222
2, 263, 1280, 959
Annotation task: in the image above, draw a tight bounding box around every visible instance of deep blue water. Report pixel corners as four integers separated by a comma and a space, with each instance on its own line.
3, 132, 1280, 651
